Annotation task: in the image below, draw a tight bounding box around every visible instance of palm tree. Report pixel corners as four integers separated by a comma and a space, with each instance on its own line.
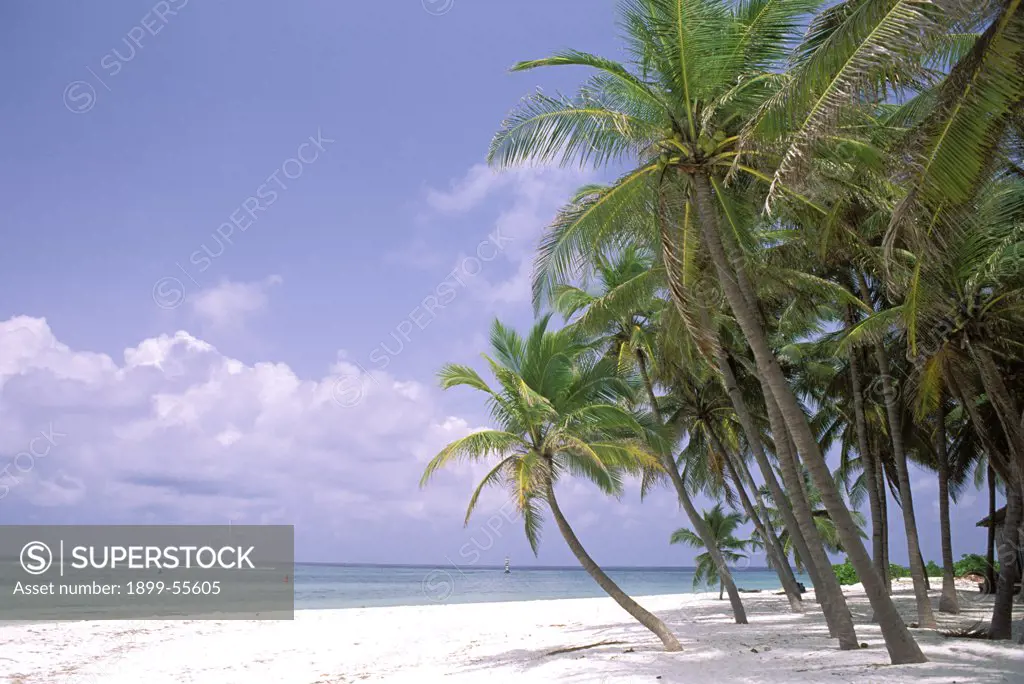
522, 146, 864, 643
487, 0, 924, 661
870, 1, 1024, 638
551, 247, 753, 623
856, 173, 1024, 634
660, 357, 807, 611
758, 472, 868, 572
420, 317, 682, 651
671, 503, 757, 600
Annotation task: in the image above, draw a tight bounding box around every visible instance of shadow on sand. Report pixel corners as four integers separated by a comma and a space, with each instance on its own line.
449, 587, 1024, 683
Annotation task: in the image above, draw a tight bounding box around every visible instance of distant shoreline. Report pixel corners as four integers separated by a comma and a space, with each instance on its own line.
293, 561, 781, 572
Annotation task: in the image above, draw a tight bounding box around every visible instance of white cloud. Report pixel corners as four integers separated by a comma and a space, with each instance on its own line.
0, 316, 490, 533
424, 165, 593, 306
424, 164, 512, 215
190, 275, 282, 329
0, 315, 782, 565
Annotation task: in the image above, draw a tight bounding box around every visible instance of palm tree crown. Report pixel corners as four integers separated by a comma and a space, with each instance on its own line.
421, 316, 657, 551
671, 503, 757, 598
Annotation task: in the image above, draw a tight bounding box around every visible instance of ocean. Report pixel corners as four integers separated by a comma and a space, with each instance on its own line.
293, 564, 812, 610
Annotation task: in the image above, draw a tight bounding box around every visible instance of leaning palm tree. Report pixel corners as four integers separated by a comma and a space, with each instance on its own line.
671, 503, 756, 600
420, 316, 682, 651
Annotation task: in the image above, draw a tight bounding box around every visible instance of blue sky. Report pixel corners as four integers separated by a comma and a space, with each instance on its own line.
0, 0, 997, 569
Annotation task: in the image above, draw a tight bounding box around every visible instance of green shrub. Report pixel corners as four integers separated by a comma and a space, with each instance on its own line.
832, 558, 929, 585
925, 560, 942, 577
832, 559, 859, 585
889, 563, 911, 579
953, 553, 996, 577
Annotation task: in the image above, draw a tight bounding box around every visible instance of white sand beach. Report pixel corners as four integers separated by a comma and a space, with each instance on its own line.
2, 580, 1021, 683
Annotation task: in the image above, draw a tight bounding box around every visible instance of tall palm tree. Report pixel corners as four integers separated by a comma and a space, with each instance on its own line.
420, 317, 682, 651
857, 173, 1024, 635
487, 0, 926, 661
671, 503, 757, 600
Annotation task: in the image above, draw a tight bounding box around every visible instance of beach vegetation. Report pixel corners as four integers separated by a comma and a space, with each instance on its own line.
426, 0, 1024, 660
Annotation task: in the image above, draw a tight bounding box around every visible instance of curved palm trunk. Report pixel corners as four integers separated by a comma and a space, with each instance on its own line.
711, 429, 805, 612
767, 393, 862, 650
987, 465, 998, 594
935, 399, 959, 614
707, 209, 858, 636
919, 545, 931, 592
856, 275, 936, 629
947, 376, 1002, 596
990, 484, 1021, 639
876, 442, 892, 593
674, 476, 749, 623
848, 337, 886, 583
636, 354, 748, 625
736, 454, 802, 586
543, 474, 682, 651
715, 329, 859, 646
690, 172, 925, 664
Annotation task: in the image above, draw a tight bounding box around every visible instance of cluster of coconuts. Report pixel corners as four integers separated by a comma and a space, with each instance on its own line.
657, 128, 729, 167
698, 129, 729, 156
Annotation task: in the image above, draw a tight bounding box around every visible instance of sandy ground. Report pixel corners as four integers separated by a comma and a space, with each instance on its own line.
2, 579, 1022, 683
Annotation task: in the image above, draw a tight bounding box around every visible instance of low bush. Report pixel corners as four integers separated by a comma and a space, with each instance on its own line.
953, 553, 996, 577
832, 558, 914, 585
889, 563, 911, 579
832, 559, 858, 585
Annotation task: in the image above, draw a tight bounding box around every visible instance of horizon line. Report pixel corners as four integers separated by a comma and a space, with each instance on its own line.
293, 562, 783, 571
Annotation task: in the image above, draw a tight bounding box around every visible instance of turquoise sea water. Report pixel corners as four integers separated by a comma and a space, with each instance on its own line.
293, 564, 812, 610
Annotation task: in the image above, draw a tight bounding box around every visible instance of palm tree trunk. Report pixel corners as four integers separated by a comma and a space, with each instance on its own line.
990, 483, 1021, 639
856, 272, 936, 629
736, 453, 800, 585
690, 171, 925, 664
877, 450, 892, 593
936, 398, 959, 614
848, 335, 886, 584
673, 479, 748, 623
713, 295, 859, 646
719, 580, 724, 601
770, 398, 864, 648
987, 464, 998, 594
703, 182, 861, 640
712, 348, 847, 626
710, 429, 805, 612
543, 472, 682, 651
945, 377, 1004, 596
635, 353, 748, 625
918, 545, 931, 592
914, 532, 930, 592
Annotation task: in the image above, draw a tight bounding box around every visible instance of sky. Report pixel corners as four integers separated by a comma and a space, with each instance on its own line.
0, 0, 999, 569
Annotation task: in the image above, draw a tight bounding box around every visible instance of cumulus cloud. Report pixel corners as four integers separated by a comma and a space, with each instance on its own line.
0, 316, 498, 541
190, 275, 283, 329
0, 315, 986, 566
